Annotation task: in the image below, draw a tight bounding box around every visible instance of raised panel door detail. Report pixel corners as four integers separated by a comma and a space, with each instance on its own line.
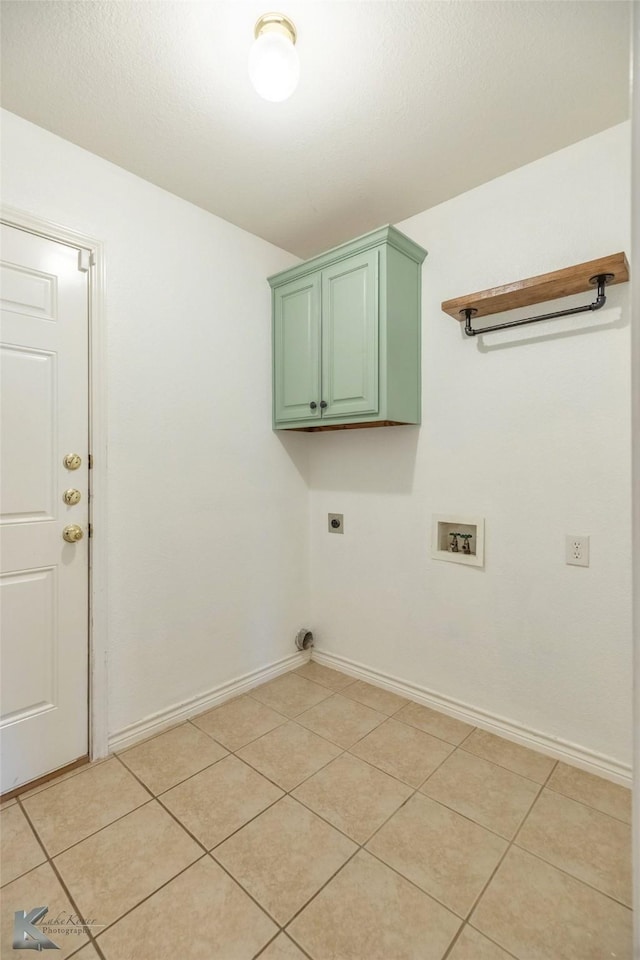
0, 568, 57, 721
321, 250, 378, 418
1, 262, 57, 321
274, 275, 321, 423
1, 345, 56, 523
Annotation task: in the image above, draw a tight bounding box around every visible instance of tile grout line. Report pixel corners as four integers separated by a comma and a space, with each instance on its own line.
274, 719, 553, 953
16, 797, 109, 960
281, 847, 363, 938
61, 752, 344, 951
122, 678, 489, 946
250, 931, 282, 960
453, 744, 557, 787
253, 929, 316, 960
278, 729, 483, 953
188, 688, 470, 809
438, 923, 468, 960
33, 752, 280, 944
441, 920, 521, 960
108, 754, 287, 936
177, 785, 285, 855
244, 711, 481, 942
215, 691, 404, 799
347, 736, 486, 929
469, 929, 520, 960
506, 841, 634, 911
542, 782, 632, 825
21, 791, 157, 860
0, 797, 149, 891
415, 730, 634, 921
215, 702, 413, 939
456, 758, 560, 940
502, 763, 632, 910
11, 758, 160, 864
415, 759, 542, 843
24, 755, 214, 946
433, 764, 562, 960
94, 852, 211, 946
195, 686, 476, 944
62, 772, 283, 946
117, 743, 230, 796
187, 713, 288, 752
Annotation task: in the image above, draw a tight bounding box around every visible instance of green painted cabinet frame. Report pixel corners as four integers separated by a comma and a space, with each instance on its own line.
269, 225, 427, 432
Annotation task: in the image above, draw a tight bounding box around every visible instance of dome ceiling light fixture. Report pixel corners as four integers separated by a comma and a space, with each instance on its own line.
248, 13, 299, 102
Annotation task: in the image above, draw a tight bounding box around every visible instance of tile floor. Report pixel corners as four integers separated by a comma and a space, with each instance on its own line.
1, 662, 633, 959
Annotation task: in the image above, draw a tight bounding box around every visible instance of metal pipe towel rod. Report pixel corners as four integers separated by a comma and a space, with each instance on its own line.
462, 273, 614, 337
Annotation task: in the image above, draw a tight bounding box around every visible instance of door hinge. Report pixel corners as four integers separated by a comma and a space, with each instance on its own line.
88, 454, 93, 469
88, 523, 93, 538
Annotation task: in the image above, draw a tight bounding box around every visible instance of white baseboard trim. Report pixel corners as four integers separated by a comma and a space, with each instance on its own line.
312, 648, 632, 788
109, 650, 309, 753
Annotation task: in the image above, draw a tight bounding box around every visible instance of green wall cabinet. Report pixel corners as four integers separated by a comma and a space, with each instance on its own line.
269, 225, 427, 432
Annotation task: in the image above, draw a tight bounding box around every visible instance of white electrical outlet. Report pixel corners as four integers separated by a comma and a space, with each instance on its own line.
566, 535, 590, 567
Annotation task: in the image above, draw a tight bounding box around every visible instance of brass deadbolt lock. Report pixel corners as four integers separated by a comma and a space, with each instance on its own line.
63, 489, 81, 506
63, 453, 82, 470
63, 524, 84, 543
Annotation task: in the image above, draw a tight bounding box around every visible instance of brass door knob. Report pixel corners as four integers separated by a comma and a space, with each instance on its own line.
63, 453, 82, 470
63, 524, 84, 543
63, 489, 81, 505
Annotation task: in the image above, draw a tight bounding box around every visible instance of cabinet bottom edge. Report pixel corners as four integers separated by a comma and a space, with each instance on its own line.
283, 419, 419, 433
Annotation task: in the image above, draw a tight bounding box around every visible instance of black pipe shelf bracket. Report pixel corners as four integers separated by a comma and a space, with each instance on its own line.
462, 273, 612, 337
441, 252, 630, 338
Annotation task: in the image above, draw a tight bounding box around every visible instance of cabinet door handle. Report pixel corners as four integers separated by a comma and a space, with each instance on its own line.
320, 400, 328, 409
309, 401, 317, 410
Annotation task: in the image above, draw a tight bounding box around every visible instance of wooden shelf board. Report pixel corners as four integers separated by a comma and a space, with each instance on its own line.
441, 252, 629, 322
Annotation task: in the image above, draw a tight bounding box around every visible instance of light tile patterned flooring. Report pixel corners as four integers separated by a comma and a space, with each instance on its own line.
1, 661, 633, 959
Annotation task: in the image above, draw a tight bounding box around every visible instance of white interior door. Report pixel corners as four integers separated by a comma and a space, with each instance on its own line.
1, 223, 89, 793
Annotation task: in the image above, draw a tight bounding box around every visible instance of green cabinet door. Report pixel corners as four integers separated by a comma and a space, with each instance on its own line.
269, 225, 426, 431
273, 273, 321, 423
321, 249, 379, 419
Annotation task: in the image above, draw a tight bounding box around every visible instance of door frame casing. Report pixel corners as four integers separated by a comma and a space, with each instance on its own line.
1, 204, 109, 762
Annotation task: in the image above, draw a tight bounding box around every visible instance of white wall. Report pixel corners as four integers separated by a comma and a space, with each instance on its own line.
309, 123, 633, 771
1, 109, 309, 738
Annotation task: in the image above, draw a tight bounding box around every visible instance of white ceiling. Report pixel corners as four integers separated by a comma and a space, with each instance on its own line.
0, 1, 630, 258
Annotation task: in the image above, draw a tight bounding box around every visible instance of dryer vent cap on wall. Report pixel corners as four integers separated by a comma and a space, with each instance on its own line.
295, 628, 314, 651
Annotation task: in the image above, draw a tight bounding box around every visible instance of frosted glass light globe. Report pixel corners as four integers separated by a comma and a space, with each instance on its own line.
249, 28, 299, 102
